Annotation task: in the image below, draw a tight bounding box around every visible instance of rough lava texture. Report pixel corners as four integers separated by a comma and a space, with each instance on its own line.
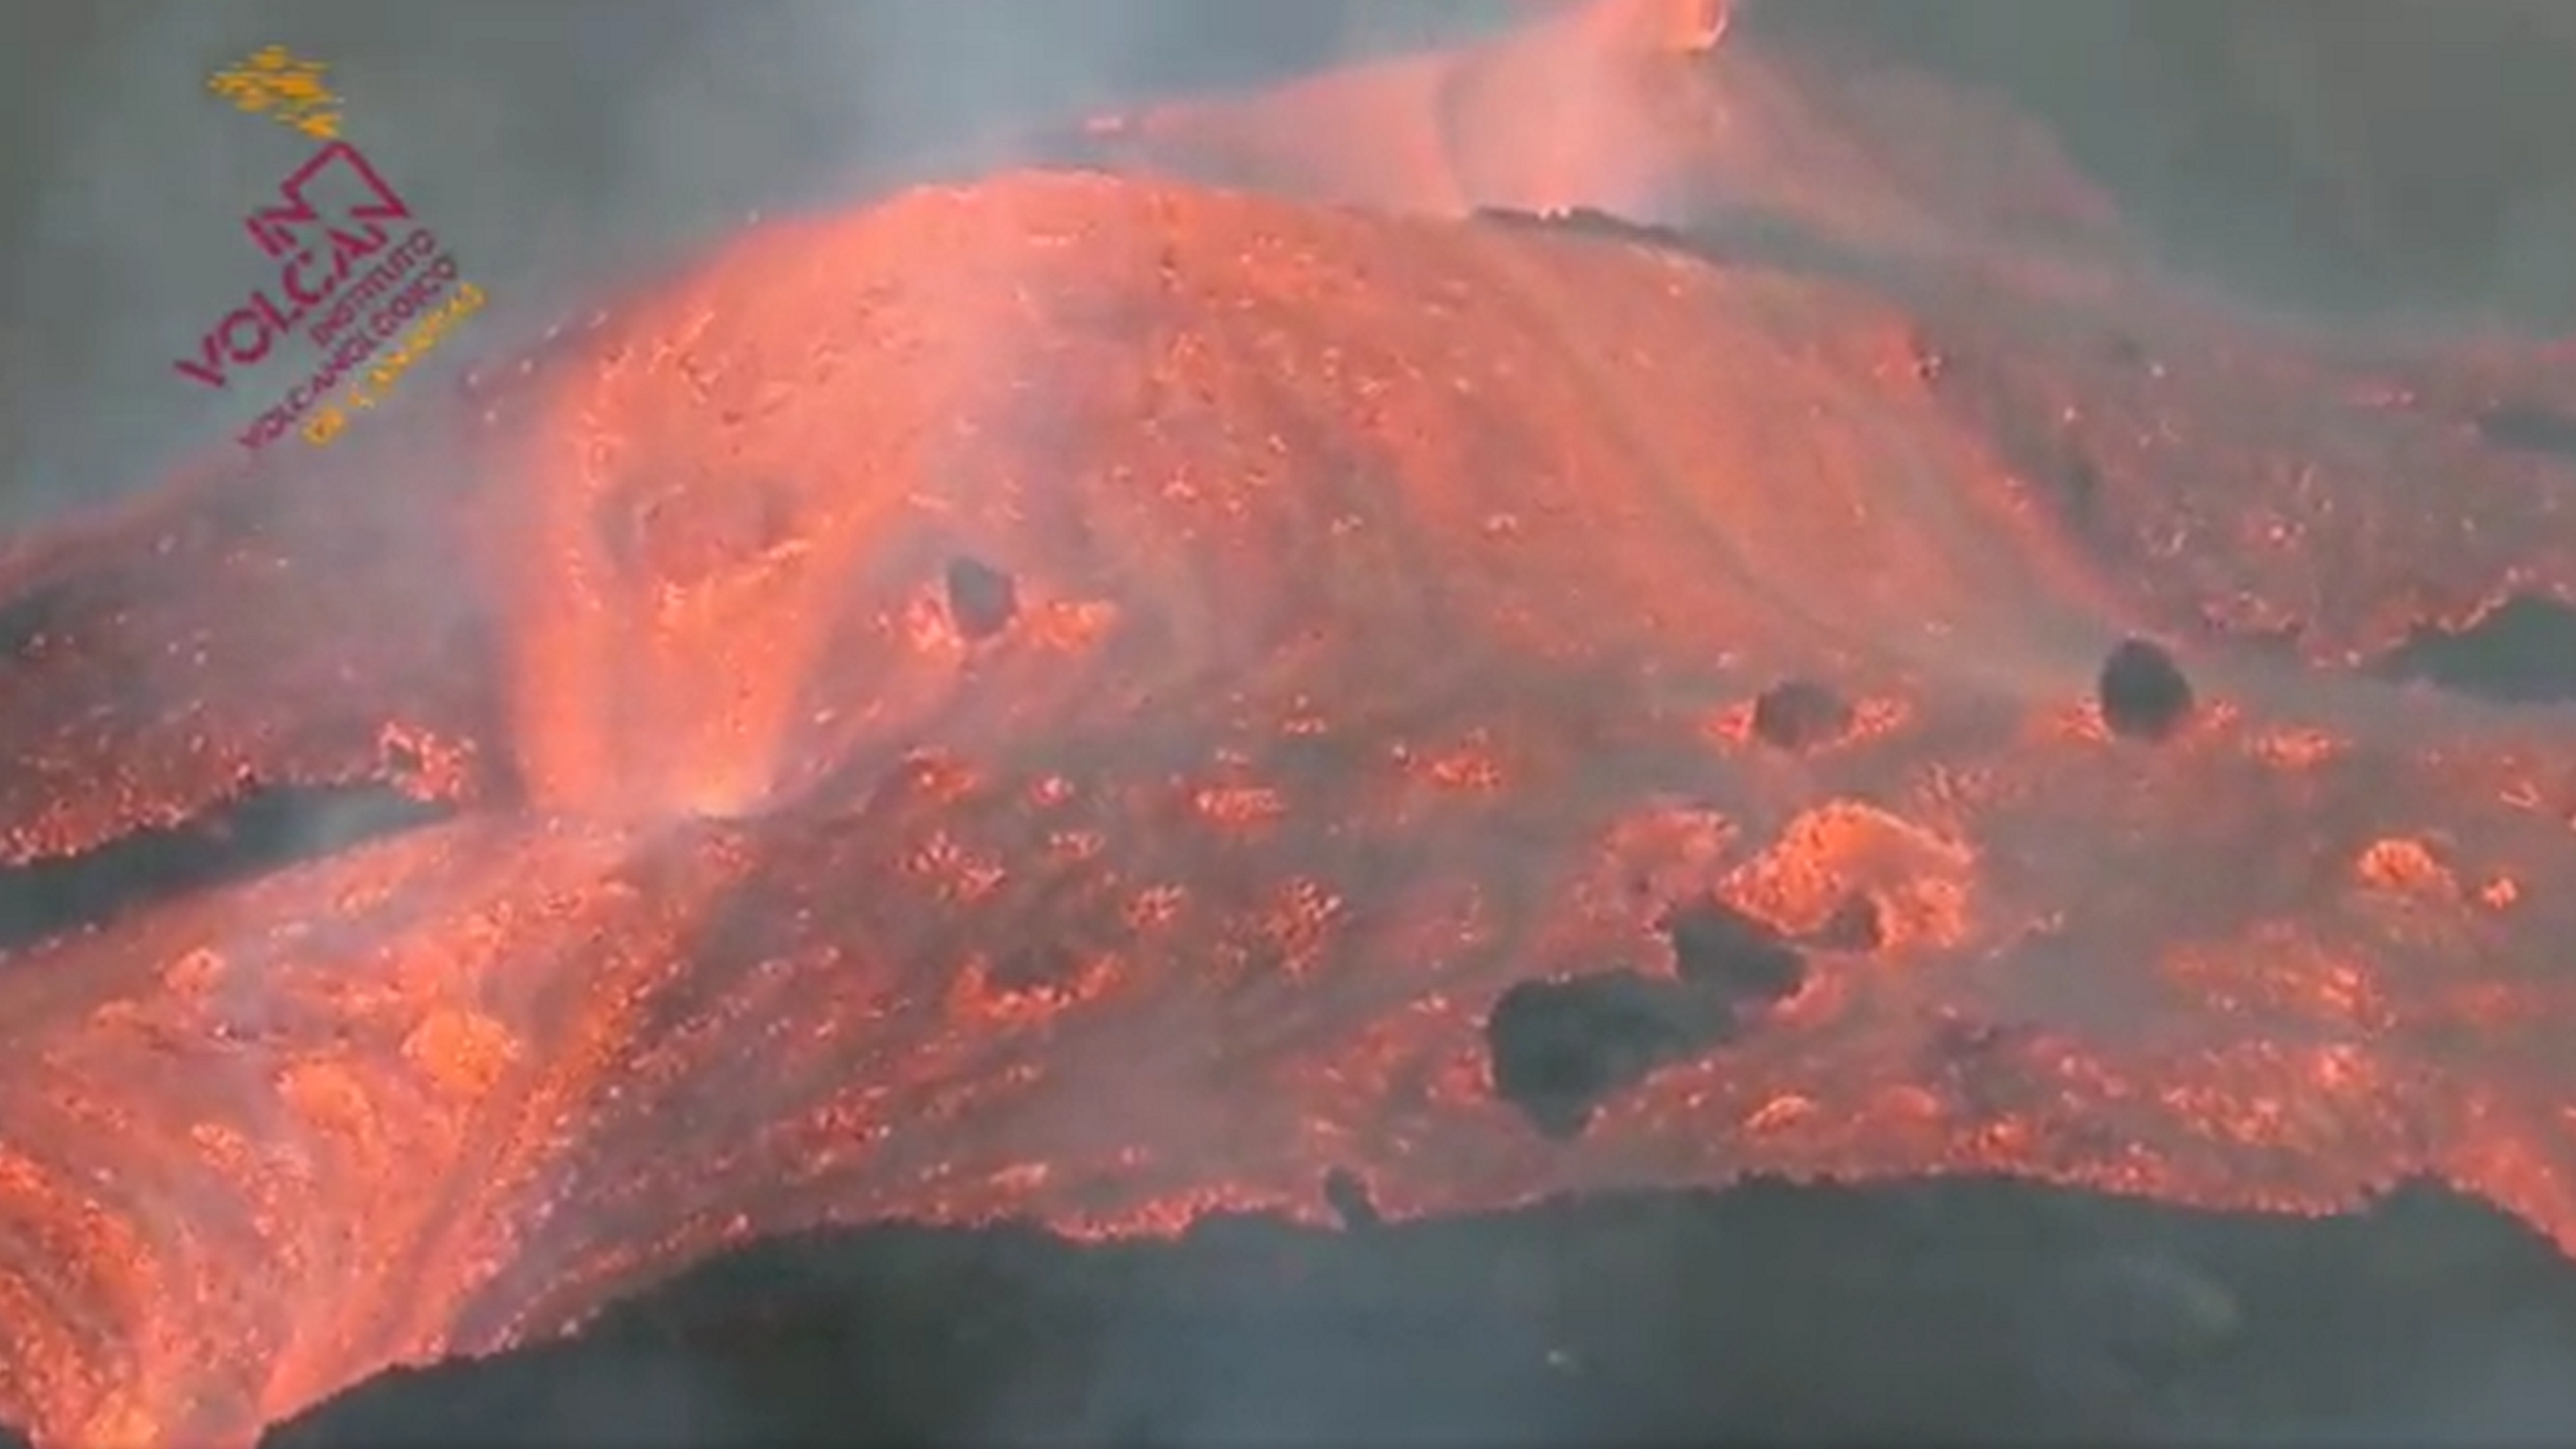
7, 2, 2576, 1444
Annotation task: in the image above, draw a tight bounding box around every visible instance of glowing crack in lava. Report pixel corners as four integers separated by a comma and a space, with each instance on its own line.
7, 4, 2576, 1445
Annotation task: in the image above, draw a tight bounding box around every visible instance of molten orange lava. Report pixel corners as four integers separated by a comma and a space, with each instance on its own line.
5, 5, 2576, 1446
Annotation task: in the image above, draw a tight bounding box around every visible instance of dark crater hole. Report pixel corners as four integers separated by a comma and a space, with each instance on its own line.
0, 783, 452, 958
2377, 593, 2576, 705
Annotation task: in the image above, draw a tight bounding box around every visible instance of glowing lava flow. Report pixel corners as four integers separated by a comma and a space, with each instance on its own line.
4, 11, 2576, 1449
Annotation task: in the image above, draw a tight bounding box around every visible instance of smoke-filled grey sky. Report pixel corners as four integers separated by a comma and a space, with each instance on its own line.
9, 0, 2574, 535
0, 0, 1535, 531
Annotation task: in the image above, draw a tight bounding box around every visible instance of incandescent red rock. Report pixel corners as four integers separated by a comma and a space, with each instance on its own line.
5, 7, 2576, 1447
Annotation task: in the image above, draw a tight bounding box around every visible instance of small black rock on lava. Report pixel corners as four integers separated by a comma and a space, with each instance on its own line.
1750, 679, 1855, 752
1322, 1168, 1382, 1230
944, 555, 1019, 639
2096, 638, 2194, 741
1485, 971, 1716, 1140
1664, 900, 1808, 1009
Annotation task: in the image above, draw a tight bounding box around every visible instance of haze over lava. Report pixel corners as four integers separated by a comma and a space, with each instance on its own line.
5, 2, 2576, 1444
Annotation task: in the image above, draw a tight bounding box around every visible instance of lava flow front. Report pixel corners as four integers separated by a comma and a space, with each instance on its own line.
7, 3, 2576, 1445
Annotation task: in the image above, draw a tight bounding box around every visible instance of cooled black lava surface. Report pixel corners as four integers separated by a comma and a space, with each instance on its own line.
0, 783, 452, 957
246, 1177, 2576, 1448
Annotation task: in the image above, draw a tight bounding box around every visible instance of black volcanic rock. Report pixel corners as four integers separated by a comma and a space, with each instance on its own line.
943, 555, 1020, 639
2097, 638, 2195, 741
1749, 678, 1855, 753
1662, 900, 1807, 1006
1484, 971, 1720, 1138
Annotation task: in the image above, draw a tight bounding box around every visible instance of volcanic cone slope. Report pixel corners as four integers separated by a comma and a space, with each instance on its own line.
0, 168, 2574, 1447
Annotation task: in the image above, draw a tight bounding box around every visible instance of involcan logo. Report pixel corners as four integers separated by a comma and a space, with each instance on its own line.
189, 46, 488, 451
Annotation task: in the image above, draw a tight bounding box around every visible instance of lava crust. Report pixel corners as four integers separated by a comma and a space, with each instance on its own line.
5, 5, 2576, 1446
